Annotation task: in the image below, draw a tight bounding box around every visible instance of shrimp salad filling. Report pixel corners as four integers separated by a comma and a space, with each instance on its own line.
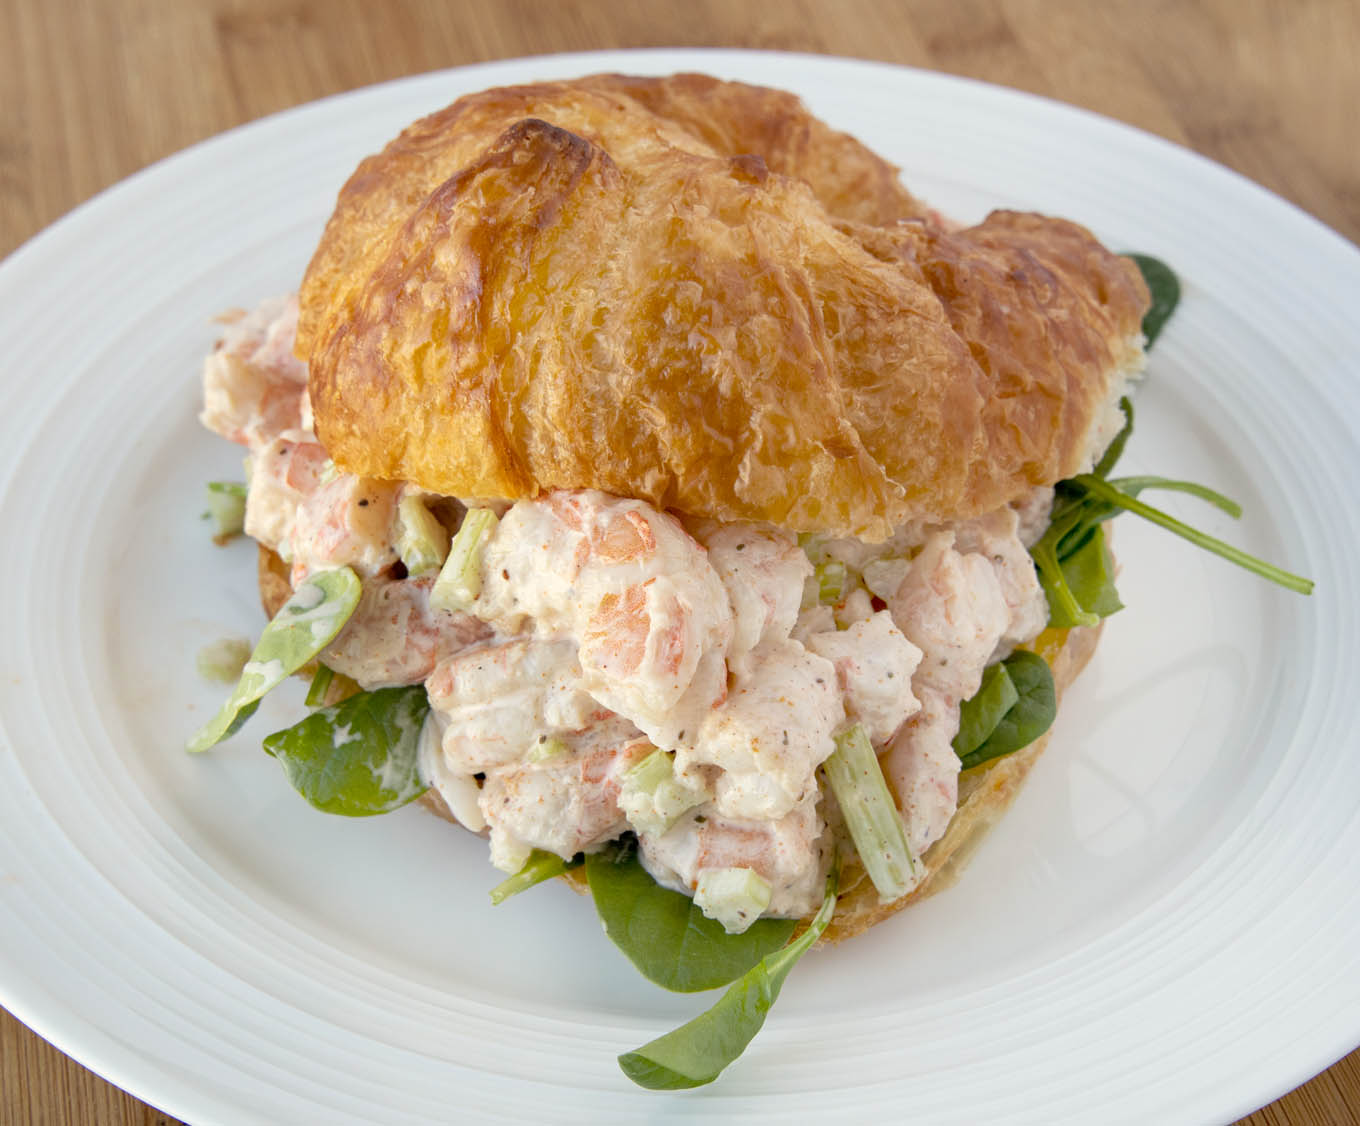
199, 295, 1053, 929
196, 255, 1308, 1090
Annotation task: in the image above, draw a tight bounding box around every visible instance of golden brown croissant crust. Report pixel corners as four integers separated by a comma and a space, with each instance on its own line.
298, 73, 1148, 539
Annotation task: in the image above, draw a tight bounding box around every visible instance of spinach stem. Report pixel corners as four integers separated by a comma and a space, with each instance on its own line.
1107, 475, 1243, 518
1073, 475, 1313, 594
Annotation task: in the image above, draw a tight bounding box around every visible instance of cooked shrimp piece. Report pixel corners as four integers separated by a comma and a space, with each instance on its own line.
242, 436, 316, 554
244, 436, 401, 580
955, 508, 1050, 646
288, 473, 400, 581
832, 586, 875, 628
888, 530, 1010, 701
881, 514, 1050, 856
200, 295, 309, 449
418, 711, 487, 833
882, 689, 961, 856
321, 574, 491, 689
425, 638, 606, 774
805, 611, 923, 744
691, 523, 810, 677
679, 639, 841, 822
474, 490, 733, 748
480, 718, 653, 871
638, 792, 829, 919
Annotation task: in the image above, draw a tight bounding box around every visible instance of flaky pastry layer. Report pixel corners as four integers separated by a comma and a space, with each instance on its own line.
298, 72, 1148, 540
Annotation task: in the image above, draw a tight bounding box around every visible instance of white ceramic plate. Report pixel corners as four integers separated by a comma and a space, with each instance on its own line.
1, 49, 1355, 1125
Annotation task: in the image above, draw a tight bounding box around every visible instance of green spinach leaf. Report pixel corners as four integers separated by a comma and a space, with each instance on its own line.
262, 685, 429, 816
1073, 474, 1314, 595
618, 864, 838, 1090
1125, 253, 1180, 347
586, 840, 796, 993
1042, 524, 1123, 629
188, 567, 361, 752
952, 662, 1019, 759
958, 650, 1057, 772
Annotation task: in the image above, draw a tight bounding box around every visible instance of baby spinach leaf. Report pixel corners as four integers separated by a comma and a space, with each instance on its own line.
262, 685, 430, 816
586, 840, 796, 993
957, 651, 1057, 772
490, 850, 581, 905
1032, 506, 1103, 629
187, 567, 361, 752
952, 662, 1020, 759
618, 864, 838, 1090
1037, 253, 1310, 620
1125, 253, 1180, 347
1042, 524, 1123, 629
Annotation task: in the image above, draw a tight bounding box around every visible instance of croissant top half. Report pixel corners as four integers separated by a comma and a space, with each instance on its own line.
297, 73, 1149, 541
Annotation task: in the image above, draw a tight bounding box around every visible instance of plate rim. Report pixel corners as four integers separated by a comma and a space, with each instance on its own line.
1, 46, 1357, 1126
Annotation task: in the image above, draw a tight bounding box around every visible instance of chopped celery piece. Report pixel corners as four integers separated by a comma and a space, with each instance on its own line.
629, 748, 673, 790
305, 663, 335, 707
187, 567, 361, 753
489, 849, 579, 905
528, 734, 568, 762
800, 574, 820, 611
304, 663, 361, 709
430, 507, 498, 612
396, 494, 450, 577
694, 868, 773, 934
816, 560, 848, 604
619, 748, 707, 836
204, 480, 246, 541
796, 532, 829, 564
822, 723, 916, 902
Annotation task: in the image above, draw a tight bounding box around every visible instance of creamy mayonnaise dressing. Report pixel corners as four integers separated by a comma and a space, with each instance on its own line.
204, 296, 1053, 929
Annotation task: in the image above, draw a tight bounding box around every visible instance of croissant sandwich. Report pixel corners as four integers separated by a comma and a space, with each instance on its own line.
196, 72, 1289, 1086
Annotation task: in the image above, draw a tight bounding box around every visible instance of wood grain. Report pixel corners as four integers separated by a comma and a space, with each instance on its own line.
2, 1, 1356, 1122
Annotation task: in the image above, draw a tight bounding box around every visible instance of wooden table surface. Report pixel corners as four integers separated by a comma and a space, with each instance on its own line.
2, 1, 1357, 1122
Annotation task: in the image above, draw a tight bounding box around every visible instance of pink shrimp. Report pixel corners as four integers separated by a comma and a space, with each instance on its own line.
690, 522, 811, 677
243, 435, 401, 581
881, 513, 1048, 856
480, 719, 654, 870
882, 689, 961, 857
425, 637, 606, 774
638, 794, 829, 919
200, 295, 309, 450
322, 574, 491, 689
288, 473, 400, 582
954, 508, 1050, 646
474, 490, 733, 748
